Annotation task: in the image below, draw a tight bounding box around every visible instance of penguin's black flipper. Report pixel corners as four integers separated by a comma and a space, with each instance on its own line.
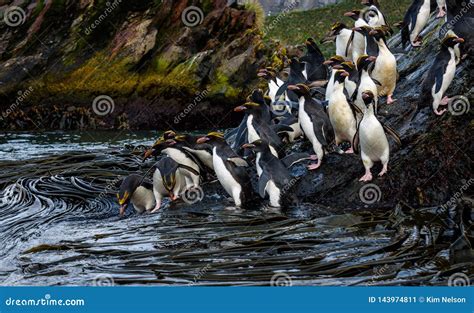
177, 164, 201, 176
381, 122, 402, 147
272, 124, 294, 135
258, 172, 270, 198
312, 118, 332, 147
346, 30, 355, 57
353, 126, 360, 155
281, 152, 312, 168
372, 78, 382, 86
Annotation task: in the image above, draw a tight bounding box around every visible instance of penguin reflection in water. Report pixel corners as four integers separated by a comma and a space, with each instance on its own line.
242, 140, 296, 208
197, 132, 254, 208
353, 91, 401, 181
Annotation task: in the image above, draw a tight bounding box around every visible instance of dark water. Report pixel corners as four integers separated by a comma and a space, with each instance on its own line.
0, 131, 470, 286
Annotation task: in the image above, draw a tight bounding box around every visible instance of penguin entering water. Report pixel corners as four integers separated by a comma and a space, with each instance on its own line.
197, 132, 254, 208
300, 38, 328, 82
143, 138, 201, 188
117, 174, 155, 216
288, 83, 334, 170
328, 70, 359, 154
421, 35, 465, 115
353, 91, 401, 181
369, 26, 398, 105
151, 157, 201, 211
234, 93, 286, 158
242, 140, 296, 208
321, 22, 353, 60
400, 0, 434, 48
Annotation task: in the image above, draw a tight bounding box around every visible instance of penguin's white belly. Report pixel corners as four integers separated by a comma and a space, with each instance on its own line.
359, 116, 389, 160
131, 186, 156, 213
185, 148, 213, 170
352, 32, 366, 62
247, 115, 260, 143
356, 75, 378, 112
411, 2, 431, 42
163, 148, 199, 172
345, 78, 357, 98
431, 56, 456, 110
213, 149, 242, 205
325, 71, 336, 100
299, 107, 323, 157
265, 180, 281, 208
336, 31, 352, 59
328, 94, 356, 143
289, 122, 302, 141
372, 49, 397, 95
256, 153, 262, 177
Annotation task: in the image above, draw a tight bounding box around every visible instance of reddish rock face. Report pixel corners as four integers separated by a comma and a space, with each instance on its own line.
0, 0, 269, 130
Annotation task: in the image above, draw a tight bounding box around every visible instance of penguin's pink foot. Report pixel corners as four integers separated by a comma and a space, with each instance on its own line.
440, 96, 451, 105
359, 172, 373, 182
437, 8, 446, 18
387, 95, 396, 105
378, 164, 388, 177
345, 147, 354, 154
150, 203, 161, 213
434, 108, 447, 115
307, 160, 322, 170
309, 154, 318, 160
412, 41, 422, 47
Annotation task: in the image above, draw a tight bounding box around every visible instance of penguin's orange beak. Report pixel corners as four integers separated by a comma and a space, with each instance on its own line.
287, 85, 298, 91
367, 56, 377, 62
332, 64, 343, 69
323, 59, 333, 65
344, 11, 356, 17
196, 136, 209, 144
455, 37, 464, 43
234, 105, 247, 112
341, 71, 349, 77
369, 29, 378, 36
119, 204, 127, 217
242, 143, 255, 149
352, 27, 362, 32
143, 149, 153, 160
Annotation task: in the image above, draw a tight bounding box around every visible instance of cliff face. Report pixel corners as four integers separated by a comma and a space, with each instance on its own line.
0, 0, 270, 130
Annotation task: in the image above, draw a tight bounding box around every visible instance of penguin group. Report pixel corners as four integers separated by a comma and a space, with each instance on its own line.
117, 0, 469, 215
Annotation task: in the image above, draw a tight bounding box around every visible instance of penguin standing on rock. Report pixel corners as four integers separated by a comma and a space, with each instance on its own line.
117, 174, 155, 216
152, 157, 201, 211
344, 10, 369, 62
354, 55, 379, 117
400, 0, 433, 48
197, 132, 254, 208
369, 26, 397, 104
242, 140, 295, 208
321, 22, 353, 60
300, 38, 328, 82
421, 35, 465, 115
353, 91, 401, 181
328, 70, 358, 153
289, 83, 334, 170
324, 55, 346, 101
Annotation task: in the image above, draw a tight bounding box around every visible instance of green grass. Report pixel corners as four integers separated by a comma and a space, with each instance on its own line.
264, 0, 412, 57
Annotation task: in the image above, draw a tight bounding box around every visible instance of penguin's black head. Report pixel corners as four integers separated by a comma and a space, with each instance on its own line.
344, 10, 361, 21
339, 61, 356, 74
174, 134, 195, 147
321, 22, 347, 43
305, 38, 320, 53
356, 55, 377, 71
196, 132, 225, 145
352, 25, 373, 35
287, 83, 311, 97
361, 90, 375, 107
323, 55, 345, 67
162, 130, 176, 141
234, 101, 261, 113
288, 57, 304, 72
117, 174, 142, 216
369, 26, 393, 40
156, 157, 180, 199
334, 70, 349, 84
441, 35, 464, 48
242, 139, 270, 153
